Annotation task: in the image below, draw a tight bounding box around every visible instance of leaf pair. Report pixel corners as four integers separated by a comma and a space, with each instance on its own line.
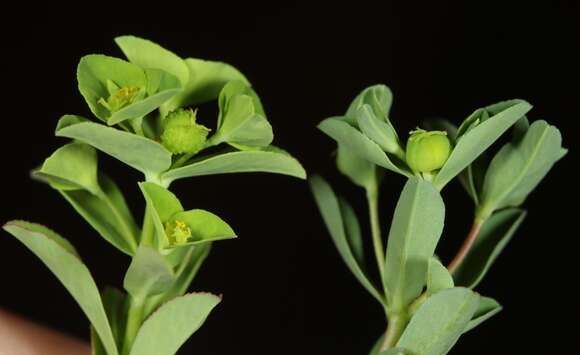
4, 222, 221, 355
33, 142, 139, 255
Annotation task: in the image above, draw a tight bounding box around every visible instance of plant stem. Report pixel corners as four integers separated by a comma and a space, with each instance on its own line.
366, 184, 385, 283
122, 296, 145, 355
447, 218, 485, 273
140, 205, 155, 247
381, 314, 408, 351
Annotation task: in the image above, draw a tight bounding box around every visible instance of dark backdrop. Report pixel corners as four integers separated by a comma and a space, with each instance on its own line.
1, 2, 578, 354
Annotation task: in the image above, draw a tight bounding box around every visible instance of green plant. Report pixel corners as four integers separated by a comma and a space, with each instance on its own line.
3, 36, 305, 355
310, 84, 566, 354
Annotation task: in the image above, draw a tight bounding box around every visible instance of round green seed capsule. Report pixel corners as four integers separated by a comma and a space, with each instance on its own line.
161, 109, 211, 155
405, 129, 451, 173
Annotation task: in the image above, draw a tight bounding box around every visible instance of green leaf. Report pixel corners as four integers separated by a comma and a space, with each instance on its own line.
309, 175, 383, 303
346, 84, 394, 122
433, 100, 532, 189
453, 208, 526, 288
3, 221, 118, 355
426, 258, 454, 297
167, 209, 237, 247
124, 246, 175, 300
463, 296, 502, 333
384, 178, 445, 310
478, 120, 565, 219
91, 327, 108, 355
163, 58, 249, 113
139, 182, 184, 250
115, 35, 189, 86
211, 81, 272, 147
56, 116, 172, 174
336, 144, 378, 189
318, 117, 411, 177
101, 287, 128, 350
356, 105, 402, 155
338, 197, 364, 266
368, 334, 385, 355
36, 143, 101, 195
161, 147, 306, 184
397, 288, 479, 355
129, 293, 220, 355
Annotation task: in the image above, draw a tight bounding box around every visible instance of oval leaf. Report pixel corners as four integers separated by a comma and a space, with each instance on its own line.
384, 178, 445, 310
129, 293, 220, 355
3, 221, 118, 355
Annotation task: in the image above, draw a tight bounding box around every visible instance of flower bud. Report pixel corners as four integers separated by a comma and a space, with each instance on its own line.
165, 220, 192, 245
161, 109, 211, 155
406, 129, 451, 173
98, 85, 141, 113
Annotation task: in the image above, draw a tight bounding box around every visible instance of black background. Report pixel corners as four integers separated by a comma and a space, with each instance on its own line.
1, 2, 578, 354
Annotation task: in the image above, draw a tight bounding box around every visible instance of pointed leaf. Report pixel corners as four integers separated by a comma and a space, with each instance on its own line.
309, 175, 383, 303
356, 105, 402, 155
56, 116, 172, 174
115, 35, 189, 86
3, 221, 118, 355
453, 208, 526, 288
319, 117, 411, 176
124, 246, 175, 300
426, 258, 454, 297
346, 84, 394, 122
384, 178, 445, 310
397, 288, 479, 355
463, 296, 502, 333
161, 147, 306, 184
479, 120, 565, 218
129, 293, 220, 355
433, 100, 532, 189
166, 209, 237, 247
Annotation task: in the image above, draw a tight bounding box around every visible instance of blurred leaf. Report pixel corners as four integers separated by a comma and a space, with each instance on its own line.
433, 100, 532, 189
338, 197, 364, 266
384, 178, 445, 310
397, 288, 479, 355
309, 175, 383, 303
336, 144, 378, 189
124, 246, 175, 300
101, 288, 128, 350
453, 208, 526, 288
129, 293, 220, 355
3, 221, 118, 355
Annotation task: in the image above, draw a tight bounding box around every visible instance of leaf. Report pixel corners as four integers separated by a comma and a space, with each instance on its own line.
139, 182, 184, 250
397, 287, 479, 355
478, 120, 565, 218
214, 94, 273, 147
161, 147, 306, 184
56, 116, 172, 174
356, 105, 402, 155
163, 58, 249, 113
338, 197, 364, 266
346, 84, 394, 122
336, 144, 378, 189
453, 208, 526, 288
463, 296, 502, 333
124, 246, 175, 300
77, 54, 147, 122
3, 221, 118, 355
384, 178, 445, 311
318, 117, 411, 177
167, 209, 237, 246
101, 288, 128, 350
433, 100, 532, 190
36, 143, 101, 195
309, 175, 383, 303
129, 293, 220, 355
115, 35, 189, 86
426, 258, 454, 297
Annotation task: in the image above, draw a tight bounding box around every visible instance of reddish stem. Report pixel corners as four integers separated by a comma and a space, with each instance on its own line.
447, 220, 483, 273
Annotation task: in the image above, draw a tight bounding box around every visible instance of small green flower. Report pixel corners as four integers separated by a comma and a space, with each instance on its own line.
98, 85, 141, 113
161, 109, 211, 154
165, 219, 192, 245
406, 128, 451, 173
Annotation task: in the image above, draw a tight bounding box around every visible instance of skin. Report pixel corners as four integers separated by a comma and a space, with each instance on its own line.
0, 309, 89, 355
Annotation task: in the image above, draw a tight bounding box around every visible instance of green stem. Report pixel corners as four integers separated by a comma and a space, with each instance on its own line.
366, 183, 385, 285
381, 314, 408, 351
140, 204, 155, 247
122, 296, 145, 355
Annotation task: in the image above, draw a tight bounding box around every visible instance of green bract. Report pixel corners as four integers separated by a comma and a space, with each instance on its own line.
312, 83, 565, 354
4, 36, 305, 355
